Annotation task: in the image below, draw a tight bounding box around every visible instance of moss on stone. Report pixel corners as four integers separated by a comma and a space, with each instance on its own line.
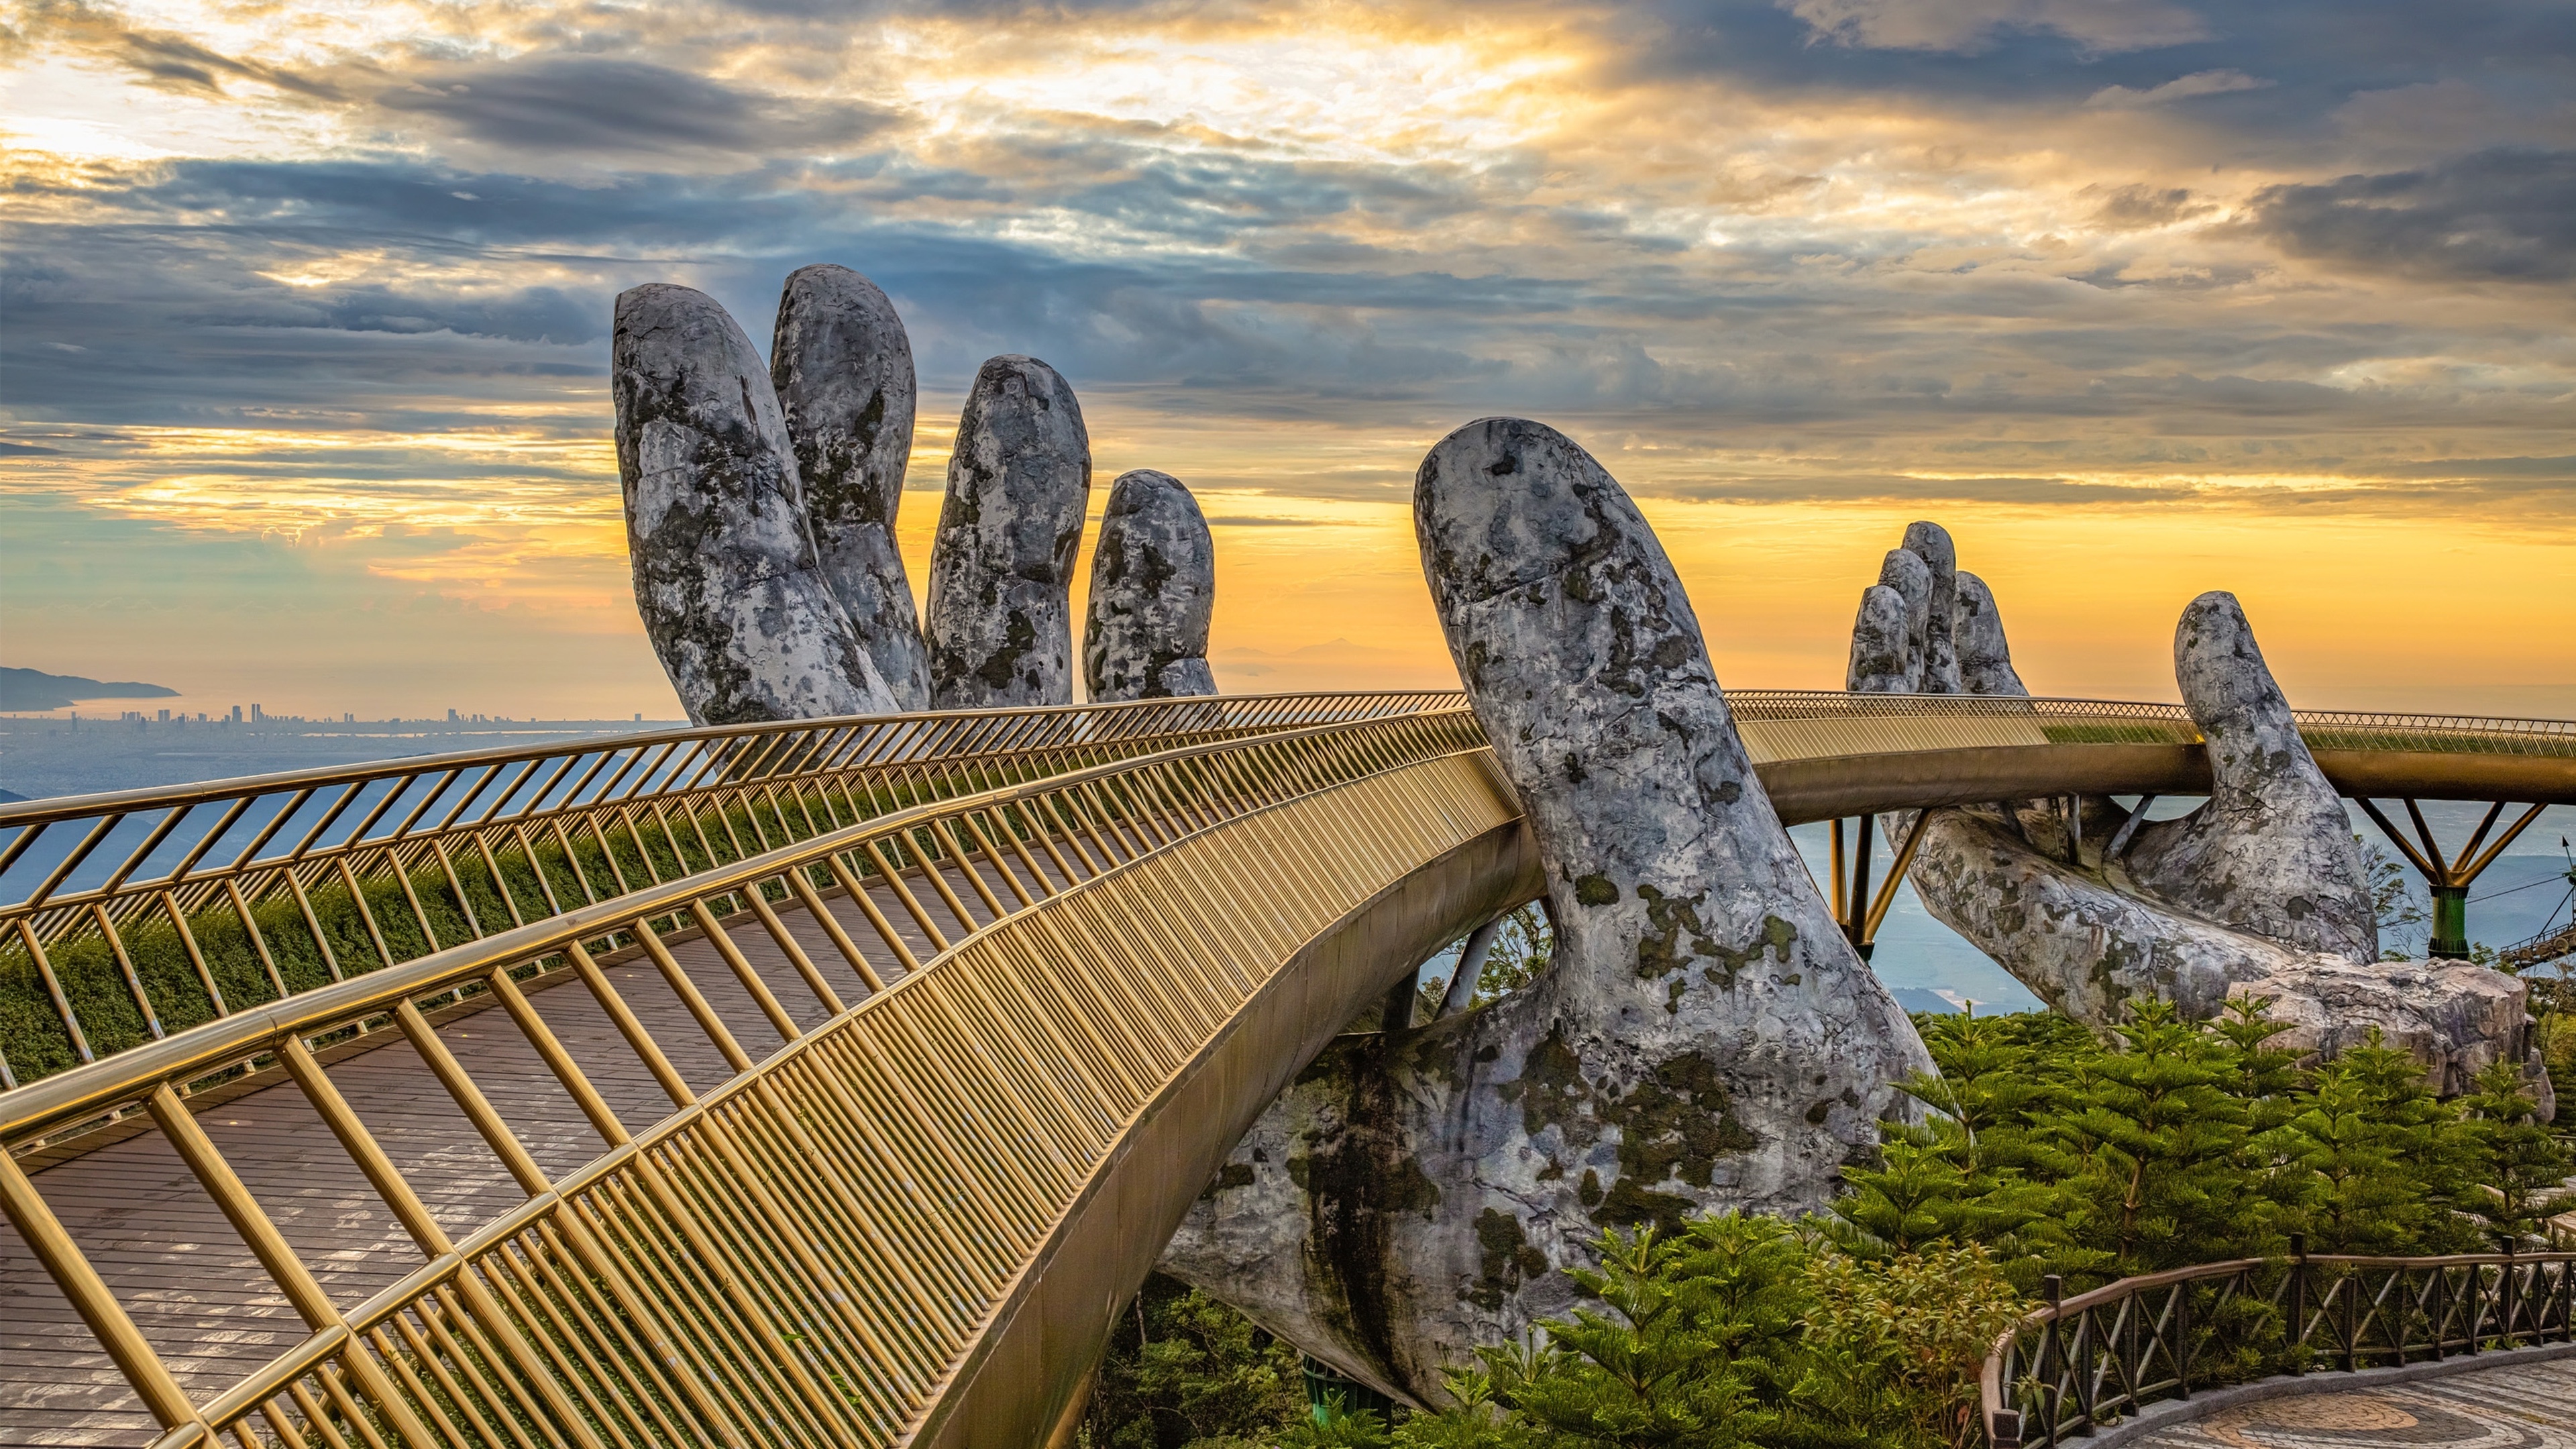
1468, 1208, 1550, 1310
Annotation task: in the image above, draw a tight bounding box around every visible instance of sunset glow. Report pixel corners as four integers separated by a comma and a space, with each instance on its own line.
5, 0, 2569, 718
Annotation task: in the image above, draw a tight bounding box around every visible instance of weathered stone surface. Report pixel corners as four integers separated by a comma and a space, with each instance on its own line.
2123, 592, 2378, 963
1900, 521, 1962, 693
1845, 584, 1913, 693
1851, 537, 2542, 1110
770, 264, 932, 710
1953, 570, 2026, 697
1161, 418, 1930, 1403
1876, 547, 1933, 690
1906, 802, 2536, 1101
611, 283, 895, 725
922, 356, 1091, 709
1083, 469, 1217, 701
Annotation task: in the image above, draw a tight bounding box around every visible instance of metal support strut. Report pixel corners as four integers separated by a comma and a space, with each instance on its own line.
1827, 810, 1933, 961
2355, 798, 2548, 959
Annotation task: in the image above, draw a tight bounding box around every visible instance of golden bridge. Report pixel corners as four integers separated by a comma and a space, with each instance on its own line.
2, 692, 2570, 1448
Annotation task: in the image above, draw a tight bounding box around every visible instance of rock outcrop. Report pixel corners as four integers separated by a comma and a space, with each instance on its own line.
922, 356, 1091, 709
770, 264, 932, 710
610, 284, 896, 724
1160, 419, 1930, 1403
1851, 527, 2540, 1105
1083, 469, 1217, 701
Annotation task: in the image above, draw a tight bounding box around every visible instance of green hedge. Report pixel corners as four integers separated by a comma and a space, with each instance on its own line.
0, 783, 909, 1084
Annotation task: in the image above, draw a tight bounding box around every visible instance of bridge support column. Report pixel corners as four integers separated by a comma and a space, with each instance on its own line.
2356, 798, 2548, 960
1825, 811, 1933, 963
2432, 885, 2471, 961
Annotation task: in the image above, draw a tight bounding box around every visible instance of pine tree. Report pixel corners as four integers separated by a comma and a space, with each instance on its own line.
2041, 999, 2268, 1275
2278, 1061, 2419, 1252
2461, 1059, 2573, 1248
1497, 1221, 1774, 1448
1833, 1011, 2100, 1290
1084, 1274, 1305, 1448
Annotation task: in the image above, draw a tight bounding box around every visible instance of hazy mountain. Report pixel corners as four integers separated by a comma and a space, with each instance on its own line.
0, 667, 180, 711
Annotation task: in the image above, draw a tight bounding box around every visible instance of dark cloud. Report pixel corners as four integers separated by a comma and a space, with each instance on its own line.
375, 56, 892, 158
2373, 454, 2576, 480
7, 140, 2563, 451
1605, 0, 2575, 145
4, 0, 2571, 507
2247, 148, 2576, 282
115, 29, 341, 100
13, 1, 341, 100
2084, 183, 2212, 230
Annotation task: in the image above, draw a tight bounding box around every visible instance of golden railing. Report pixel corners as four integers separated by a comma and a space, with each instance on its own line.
1726, 692, 2575, 824
0, 708, 1513, 1449
5, 690, 2571, 1447
0, 692, 1461, 1089
1726, 690, 2576, 760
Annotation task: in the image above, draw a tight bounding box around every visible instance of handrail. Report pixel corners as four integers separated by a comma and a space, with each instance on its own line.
1727, 690, 2576, 754
0, 691, 1461, 1088
6, 690, 2567, 1091
1981, 1242, 2576, 1446
0, 705, 1483, 1147
0, 706, 1511, 1448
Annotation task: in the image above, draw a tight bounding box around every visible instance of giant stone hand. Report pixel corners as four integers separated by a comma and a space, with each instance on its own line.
1083, 468, 1218, 701
1853, 526, 2538, 1104
1158, 420, 1929, 1403
611, 284, 897, 724
923, 356, 1091, 708
770, 264, 933, 710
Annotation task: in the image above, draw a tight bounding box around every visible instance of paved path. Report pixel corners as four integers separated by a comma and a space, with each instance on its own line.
2130, 1357, 2576, 1446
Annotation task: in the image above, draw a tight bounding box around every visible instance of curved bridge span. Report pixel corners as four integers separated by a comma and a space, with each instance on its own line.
1, 696, 2569, 1448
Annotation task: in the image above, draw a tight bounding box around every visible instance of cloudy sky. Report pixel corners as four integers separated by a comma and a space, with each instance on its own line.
3, 0, 2570, 720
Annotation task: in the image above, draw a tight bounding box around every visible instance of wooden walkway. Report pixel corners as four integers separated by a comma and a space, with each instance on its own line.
0, 853, 1055, 1446
2127, 1355, 2576, 1445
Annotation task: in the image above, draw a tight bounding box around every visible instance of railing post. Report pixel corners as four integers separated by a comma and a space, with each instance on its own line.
2561, 1252, 2574, 1343
2340, 1258, 2358, 1373
2061, 1277, 2099, 1440
2493, 1237, 2514, 1340
2174, 1277, 2192, 1400
2288, 1234, 2308, 1375
2469, 1258, 2488, 1356
1992, 1407, 2023, 1449
2380, 1263, 2400, 1361
2038, 1275, 2063, 1448
2432, 1262, 2449, 1360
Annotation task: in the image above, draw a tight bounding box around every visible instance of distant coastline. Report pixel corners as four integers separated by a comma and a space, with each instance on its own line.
0, 666, 178, 712
0, 714, 686, 802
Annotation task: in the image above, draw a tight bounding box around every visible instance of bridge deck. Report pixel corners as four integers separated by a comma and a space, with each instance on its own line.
1, 860, 1021, 1446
